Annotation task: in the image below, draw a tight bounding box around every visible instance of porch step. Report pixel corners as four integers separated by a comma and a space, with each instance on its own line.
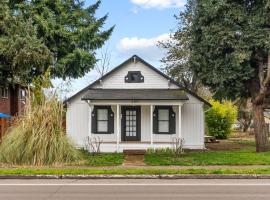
123, 149, 146, 166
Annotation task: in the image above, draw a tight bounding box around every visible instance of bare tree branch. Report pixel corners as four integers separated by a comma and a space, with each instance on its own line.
95, 47, 111, 77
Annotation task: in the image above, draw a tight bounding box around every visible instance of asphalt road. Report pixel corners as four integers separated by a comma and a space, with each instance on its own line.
0, 179, 270, 200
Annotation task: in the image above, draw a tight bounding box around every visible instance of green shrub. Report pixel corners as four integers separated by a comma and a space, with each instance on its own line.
205, 100, 237, 139
0, 95, 80, 166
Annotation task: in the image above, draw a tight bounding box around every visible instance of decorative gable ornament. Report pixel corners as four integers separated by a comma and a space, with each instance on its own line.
125, 71, 144, 83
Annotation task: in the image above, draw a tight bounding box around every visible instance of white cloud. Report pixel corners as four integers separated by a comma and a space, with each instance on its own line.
117, 33, 171, 61
130, 0, 186, 9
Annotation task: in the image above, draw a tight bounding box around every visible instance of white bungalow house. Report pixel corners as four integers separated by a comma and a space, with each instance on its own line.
65, 55, 210, 152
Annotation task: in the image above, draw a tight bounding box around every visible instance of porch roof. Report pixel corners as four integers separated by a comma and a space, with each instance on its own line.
81, 89, 189, 101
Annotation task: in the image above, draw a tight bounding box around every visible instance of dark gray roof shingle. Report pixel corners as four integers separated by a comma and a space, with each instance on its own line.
82, 89, 189, 100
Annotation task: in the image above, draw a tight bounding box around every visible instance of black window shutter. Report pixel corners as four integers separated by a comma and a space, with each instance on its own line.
169, 107, 176, 134
91, 107, 97, 133
108, 107, 114, 133
153, 107, 158, 133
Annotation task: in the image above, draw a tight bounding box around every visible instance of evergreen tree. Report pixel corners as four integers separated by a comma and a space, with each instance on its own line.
0, 0, 51, 85
160, 0, 200, 92
1, 0, 113, 84
190, 1, 270, 152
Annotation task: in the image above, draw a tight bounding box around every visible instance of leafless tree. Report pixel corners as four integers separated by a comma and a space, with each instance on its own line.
84, 136, 103, 155
95, 47, 111, 77
172, 137, 185, 157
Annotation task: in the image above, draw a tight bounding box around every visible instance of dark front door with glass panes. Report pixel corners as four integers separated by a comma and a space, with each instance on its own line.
121, 106, 141, 141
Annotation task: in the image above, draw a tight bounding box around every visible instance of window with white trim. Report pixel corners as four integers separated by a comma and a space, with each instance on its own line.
92, 106, 114, 134
158, 108, 170, 133
97, 108, 109, 132
20, 89, 26, 100
1, 88, 8, 99
153, 106, 176, 134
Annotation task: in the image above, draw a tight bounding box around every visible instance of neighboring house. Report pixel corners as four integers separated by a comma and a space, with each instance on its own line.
0, 84, 27, 116
65, 55, 210, 152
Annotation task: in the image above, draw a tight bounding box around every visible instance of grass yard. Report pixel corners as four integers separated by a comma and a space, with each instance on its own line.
76, 150, 124, 166
145, 139, 270, 166
73, 139, 268, 167
145, 150, 270, 166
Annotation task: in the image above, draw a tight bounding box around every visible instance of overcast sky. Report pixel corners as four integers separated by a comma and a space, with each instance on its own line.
55, 0, 186, 98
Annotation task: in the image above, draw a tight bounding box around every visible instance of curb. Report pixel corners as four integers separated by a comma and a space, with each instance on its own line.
0, 174, 270, 179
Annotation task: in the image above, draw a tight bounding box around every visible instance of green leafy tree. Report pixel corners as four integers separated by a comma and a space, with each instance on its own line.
1, 0, 113, 84
190, 1, 270, 152
160, 0, 199, 92
0, 0, 52, 85
160, 0, 212, 100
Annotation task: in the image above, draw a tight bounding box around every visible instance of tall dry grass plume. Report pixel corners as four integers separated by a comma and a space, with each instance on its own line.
0, 93, 80, 166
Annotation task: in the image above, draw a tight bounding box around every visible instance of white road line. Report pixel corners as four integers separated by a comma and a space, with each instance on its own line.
0, 184, 270, 186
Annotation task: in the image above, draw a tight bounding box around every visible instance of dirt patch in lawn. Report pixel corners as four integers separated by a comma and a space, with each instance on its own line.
205, 140, 255, 151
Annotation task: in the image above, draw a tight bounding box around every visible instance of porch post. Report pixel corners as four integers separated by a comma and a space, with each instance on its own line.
150, 105, 153, 146
178, 104, 182, 138
116, 104, 120, 152
88, 101, 92, 138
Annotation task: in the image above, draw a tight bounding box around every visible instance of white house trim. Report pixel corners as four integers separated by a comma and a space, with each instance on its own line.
150, 105, 153, 146
178, 104, 182, 138
65, 55, 209, 152
116, 104, 120, 153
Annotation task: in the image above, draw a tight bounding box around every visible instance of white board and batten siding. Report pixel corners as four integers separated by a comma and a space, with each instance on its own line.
66, 58, 205, 152
92, 61, 179, 89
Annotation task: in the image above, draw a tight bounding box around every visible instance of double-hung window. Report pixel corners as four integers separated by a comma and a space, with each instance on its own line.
158, 108, 170, 133
20, 89, 26, 100
1, 88, 8, 99
92, 106, 114, 134
153, 106, 176, 134
97, 108, 109, 133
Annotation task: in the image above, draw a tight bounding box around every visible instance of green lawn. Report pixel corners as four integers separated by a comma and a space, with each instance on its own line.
1, 168, 270, 175
77, 150, 124, 166
144, 149, 270, 166
74, 141, 270, 167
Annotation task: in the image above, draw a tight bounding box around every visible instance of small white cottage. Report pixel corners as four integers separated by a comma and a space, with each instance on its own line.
65, 55, 209, 152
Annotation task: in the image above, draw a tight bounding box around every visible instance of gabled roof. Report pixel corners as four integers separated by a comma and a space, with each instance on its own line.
82, 89, 189, 100
65, 55, 210, 106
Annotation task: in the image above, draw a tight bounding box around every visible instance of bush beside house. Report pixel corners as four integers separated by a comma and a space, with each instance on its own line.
206, 100, 237, 139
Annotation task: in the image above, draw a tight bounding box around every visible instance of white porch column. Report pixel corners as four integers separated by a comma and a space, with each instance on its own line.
150, 105, 154, 146
178, 104, 182, 138
88, 101, 92, 138
116, 104, 120, 152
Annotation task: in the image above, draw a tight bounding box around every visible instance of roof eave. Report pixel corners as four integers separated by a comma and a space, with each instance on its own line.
64, 55, 211, 107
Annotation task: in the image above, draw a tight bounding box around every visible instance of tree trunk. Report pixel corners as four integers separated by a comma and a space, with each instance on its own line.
243, 122, 249, 132
252, 102, 269, 152
242, 112, 252, 132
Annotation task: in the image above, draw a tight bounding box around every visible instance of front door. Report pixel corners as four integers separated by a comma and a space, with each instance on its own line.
121, 106, 141, 141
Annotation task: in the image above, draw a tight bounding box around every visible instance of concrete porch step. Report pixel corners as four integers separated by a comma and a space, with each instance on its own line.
123, 149, 146, 166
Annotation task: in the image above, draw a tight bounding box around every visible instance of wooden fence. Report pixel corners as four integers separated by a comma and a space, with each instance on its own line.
0, 118, 12, 142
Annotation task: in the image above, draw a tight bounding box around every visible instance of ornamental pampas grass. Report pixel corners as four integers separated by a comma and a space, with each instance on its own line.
0, 94, 80, 166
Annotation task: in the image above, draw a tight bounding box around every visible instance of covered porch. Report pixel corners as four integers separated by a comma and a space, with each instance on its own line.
82, 89, 188, 152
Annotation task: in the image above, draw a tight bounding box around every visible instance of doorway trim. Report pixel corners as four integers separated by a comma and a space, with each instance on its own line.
121, 106, 141, 141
